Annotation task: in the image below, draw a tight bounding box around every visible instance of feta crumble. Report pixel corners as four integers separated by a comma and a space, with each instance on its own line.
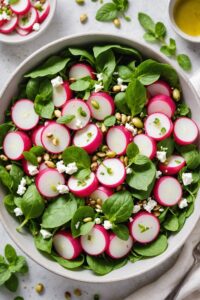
126, 167, 133, 174
156, 170, 162, 179
143, 198, 157, 213
182, 173, 193, 186
14, 207, 23, 217
96, 73, 103, 82
117, 77, 128, 91
103, 220, 112, 230
156, 151, 167, 163
125, 123, 138, 136
56, 160, 66, 173
95, 218, 101, 224
65, 162, 78, 175
75, 221, 80, 229
28, 164, 39, 176
75, 119, 83, 129
33, 22, 40, 31
129, 217, 133, 222
17, 178, 27, 196
94, 83, 104, 93
51, 76, 63, 88
133, 205, 141, 214
56, 184, 69, 194
40, 229, 52, 239
178, 198, 188, 209
95, 208, 102, 213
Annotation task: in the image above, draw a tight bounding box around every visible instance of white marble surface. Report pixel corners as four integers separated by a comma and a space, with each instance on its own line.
0, 0, 200, 299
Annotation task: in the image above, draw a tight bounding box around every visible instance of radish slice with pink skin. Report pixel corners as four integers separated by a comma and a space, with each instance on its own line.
90, 186, 113, 203
147, 94, 176, 118
145, 113, 173, 141
80, 225, 109, 256
53, 231, 82, 260
3, 131, 31, 161
39, 162, 48, 171
106, 233, 133, 259
15, 26, 29, 36
173, 117, 199, 145
73, 123, 103, 154
87, 92, 115, 121
11, 99, 39, 131
41, 121, 71, 154
133, 134, 156, 159
35, 0, 50, 23
159, 155, 185, 175
68, 172, 98, 198
129, 212, 160, 244
18, 7, 38, 31
62, 99, 91, 131
154, 176, 182, 206
106, 126, 132, 155
0, 15, 18, 34
22, 159, 38, 176
35, 168, 65, 198
147, 80, 171, 97
31, 125, 44, 146
10, 0, 31, 15
69, 63, 95, 80
96, 158, 126, 188
53, 81, 72, 108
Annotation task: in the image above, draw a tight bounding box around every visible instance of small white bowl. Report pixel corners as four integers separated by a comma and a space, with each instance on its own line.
168, 0, 200, 43
0, 0, 56, 44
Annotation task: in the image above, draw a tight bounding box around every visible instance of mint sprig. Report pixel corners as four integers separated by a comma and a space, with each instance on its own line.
96, 0, 131, 23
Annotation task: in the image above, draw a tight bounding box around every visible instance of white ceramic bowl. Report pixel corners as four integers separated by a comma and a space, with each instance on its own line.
0, 33, 200, 283
0, 0, 57, 44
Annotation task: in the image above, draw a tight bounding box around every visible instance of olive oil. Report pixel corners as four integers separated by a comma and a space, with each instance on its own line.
174, 0, 200, 36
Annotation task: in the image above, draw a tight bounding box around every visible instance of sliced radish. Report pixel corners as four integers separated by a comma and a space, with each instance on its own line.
69, 63, 95, 80
18, 7, 38, 31
159, 155, 185, 175
35, 0, 50, 23
145, 113, 173, 141
3, 131, 31, 161
106, 233, 133, 259
41, 121, 71, 154
53, 231, 82, 260
35, 168, 65, 198
80, 225, 109, 256
129, 212, 160, 244
15, 26, 29, 36
96, 158, 126, 188
87, 92, 115, 121
62, 99, 91, 131
106, 126, 132, 156
10, 0, 31, 15
90, 186, 113, 203
173, 117, 199, 145
0, 15, 18, 34
11, 99, 39, 131
147, 94, 176, 118
39, 162, 48, 171
22, 159, 38, 176
52, 81, 72, 108
73, 123, 103, 154
133, 134, 156, 159
154, 176, 182, 206
31, 125, 44, 146
147, 80, 171, 97
68, 172, 98, 197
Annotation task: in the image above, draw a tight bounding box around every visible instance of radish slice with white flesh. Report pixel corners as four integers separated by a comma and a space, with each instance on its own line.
31, 125, 44, 146
73, 123, 103, 154
15, 26, 29, 36
53, 81, 72, 108
145, 113, 173, 141
53, 231, 82, 260
11, 99, 39, 131
87, 92, 115, 121
106, 126, 132, 155
106, 233, 133, 259
62, 99, 91, 131
0, 15, 18, 34
10, 0, 31, 15
18, 7, 38, 31
147, 94, 176, 118
96, 158, 126, 188
22, 159, 38, 176
69, 63, 95, 80
35, 168, 65, 198
147, 80, 171, 97
154, 176, 182, 206
39, 162, 48, 171
90, 186, 113, 203
133, 134, 156, 159
35, 0, 50, 23
159, 155, 185, 175
129, 212, 160, 244
41, 121, 71, 154
173, 117, 199, 145
3, 131, 31, 161
68, 172, 98, 198
80, 225, 109, 256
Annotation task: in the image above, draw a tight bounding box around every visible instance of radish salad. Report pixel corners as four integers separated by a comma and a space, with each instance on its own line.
0, 44, 200, 275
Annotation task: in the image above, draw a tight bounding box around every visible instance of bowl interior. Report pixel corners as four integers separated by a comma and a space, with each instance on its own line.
0, 33, 200, 283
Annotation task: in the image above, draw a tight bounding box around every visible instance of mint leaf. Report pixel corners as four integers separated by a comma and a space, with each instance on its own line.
177, 54, 192, 71
96, 3, 118, 21
138, 12, 155, 33
57, 114, 75, 124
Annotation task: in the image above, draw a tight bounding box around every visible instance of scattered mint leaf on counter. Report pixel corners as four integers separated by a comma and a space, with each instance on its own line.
96, 0, 130, 23
14, 297, 24, 300
160, 38, 176, 57
177, 54, 192, 71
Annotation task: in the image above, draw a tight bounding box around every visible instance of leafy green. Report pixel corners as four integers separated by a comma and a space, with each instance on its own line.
133, 235, 168, 256
34, 78, 54, 119
23, 151, 38, 166
5, 274, 18, 292
114, 92, 130, 114
26, 78, 40, 100
96, 3, 118, 21
176, 144, 200, 170
96, 49, 116, 90
62, 146, 91, 169
157, 138, 175, 157
71, 206, 95, 237
0, 166, 13, 191
112, 224, 129, 240
125, 79, 147, 116
177, 54, 192, 71
86, 255, 127, 275
52, 253, 84, 269
68, 48, 95, 65
3, 194, 15, 214
70, 79, 91, 91
160, 38, 176, 57
34, 234, 52, 254
138, 73, 160, 85
0, 123, 14, 146
104, 115, 116, 127
163, 214, 179, 231
138, 12, 155, 34
57, 114, 75, 124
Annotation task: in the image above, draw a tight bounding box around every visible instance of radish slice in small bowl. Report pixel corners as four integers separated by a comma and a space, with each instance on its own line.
147, 80, 171, 97
96, 158, 126, 188
52, 81, 72, 108
106, 232, 133, 259
145, 112, 173, 141
90, 186, 113, 203
73, 123, 103, 154
173, 117, 199, 145
31, 125, 44, 146
159, 155, 185, 175
11, 99, 39, 130
0, 15, 18, 34
18, 7, 38, 31
69, 63, 95, 80
129, 212, 160, 244
106, 126, 132, 155
36, 0, 50, 23
15, 26, 29, 36
62, 99, 91, 131
10, 0, 31, 16
53, 231, 82, 260
147, 94, 176, 118
87, 92, 115, 121
80, 225, 109, 256
68, 172, 98, 198
154, 176, 182, 206
3, 131, 31, 161
133, 134, 156, 159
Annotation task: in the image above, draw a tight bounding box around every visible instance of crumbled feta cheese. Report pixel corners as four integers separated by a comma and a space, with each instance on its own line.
129, 217, 133, 222
94, 83, 104, 93
156, 151, 167, 163
33, 22, 40, 31
117, 78, 127, 91
65, 162, 78, 175
125, 123, 137, 136
56, 184, 69, 194
143, 198, 157, 213
159, 208, 164, 212
17, 178, 27, 196
126, 167, 133, 174
75, 221, 80, 229
75, 119, 83, 129
95, 218, 101, 224
182, 173, 193, 186
51, 76, 63, 88
56, 160, 66, 173
117, 78, 123, 85
97, 73, 103, 82
95, 208, 102, 213
28, 164, 39, 176
178, 198, 188, 209
40, 229, 52, 239
14, 207, 23, 217
103, 220, 112, 230
156, 170, 162, 179
133, 205, 141, 214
